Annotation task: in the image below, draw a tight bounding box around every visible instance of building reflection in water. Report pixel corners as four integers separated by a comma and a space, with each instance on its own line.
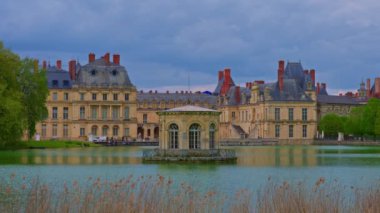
236, 146, 317, 167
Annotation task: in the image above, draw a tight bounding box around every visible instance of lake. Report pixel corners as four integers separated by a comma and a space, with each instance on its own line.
1, 145, 380, 196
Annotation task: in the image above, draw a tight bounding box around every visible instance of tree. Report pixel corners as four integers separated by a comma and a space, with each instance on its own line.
0, 42, 24, 147
319, 113, 346, 137
344, 106, 365, 137
362, 98, 380, 137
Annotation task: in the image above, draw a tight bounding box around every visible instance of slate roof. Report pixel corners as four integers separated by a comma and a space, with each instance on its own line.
317, 95, 360, 105
163, 105, 218, 112
213, 75, 235, 95
75, 58, 134, 88
137, 92, 217, 106
46, 66, 72, 89
225, 86, 251, 105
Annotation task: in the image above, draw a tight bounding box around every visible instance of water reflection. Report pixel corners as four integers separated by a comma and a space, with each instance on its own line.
1, 146, 380, 167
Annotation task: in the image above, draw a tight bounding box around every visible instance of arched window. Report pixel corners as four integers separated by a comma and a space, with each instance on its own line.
209, 123, 216, 149
91, 126, 98, 136
169, 124, 178, 149
189, 124, 201, 149
102, 126, 109, 136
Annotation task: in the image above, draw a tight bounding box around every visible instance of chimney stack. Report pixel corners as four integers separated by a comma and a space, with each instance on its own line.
56, 60, 62, 70
42, 60, 47, 70
317, 83, 320, 95
310, 69, 316, 86
221, 68, 232, 96
235, 86, 241, 104
89, 53, 95, 63
68, 60, 76, 81
278, 60, 285, 91
33, 59, 39, 74
375, 78, 380, 96
367, 78, 371, 97
321, 83, 327, 91
104, 53, 110, 64
218, 71, 223, 81
113, 54, 120, 65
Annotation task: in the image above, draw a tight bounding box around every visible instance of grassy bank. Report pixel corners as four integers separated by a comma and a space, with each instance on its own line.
0, 140, 101, 150
0, 175, 379, 212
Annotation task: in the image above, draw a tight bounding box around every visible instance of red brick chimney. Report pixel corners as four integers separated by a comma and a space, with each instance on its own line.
235, 86, 241, 104
316, 82, 320, 94
278, 60, 285, 91
68, 60, 76, 81
248, 82, 253, 88
375, 78, 380, 96
367, 78, 371, 97
104, 53, 110, 64
89, 53, 95, 63
310, 69, 315, 86
113, 54, 120, 65
218, 71, 223, 81
56, 60, 62, 70
33, 59, 38, 74
42, 60, 47, 70
221, 68, 232, 96
255, 80, 265, 85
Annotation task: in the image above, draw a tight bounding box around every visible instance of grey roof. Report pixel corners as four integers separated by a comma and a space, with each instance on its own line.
225, 86, 251, 105
75, 58, 134, 88
319, 87, 328, 95
317, 95, 360, 105
163, 105, 218, 112
46, 66, 72, 89
284, 62, 305, 88
137, 92, 217, 106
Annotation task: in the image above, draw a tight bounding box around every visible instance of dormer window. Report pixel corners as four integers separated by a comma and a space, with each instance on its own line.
307, 82, 312, 90
91, 69, 97, 76
52, 80, 58, 87
63, 80, 69, 87
111, 70, 118, 76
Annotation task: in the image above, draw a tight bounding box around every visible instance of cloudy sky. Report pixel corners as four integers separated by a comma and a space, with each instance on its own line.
1, 0, 380, 94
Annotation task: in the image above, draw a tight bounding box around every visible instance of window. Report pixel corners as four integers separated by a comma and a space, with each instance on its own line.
80, 107, 85, 119
124, 107, 129, 119
113, 94, 118, 101
143, 114, 147, 123
289, 125, 294, 138
275, 108, 280, 121
112, 70, 118, 76
169, 124, 178, 149
102, 126, 108, 136
80, 128, 85, 136
52, 92, 58, 101
302, 125, 307, 138
91, 106, 98, 120
80, 93, 85, 101
189, 124, 201, 149
42, 124, 47, 137
209, 123, 216, 149
64, 93, 69, 101
91, 69, 96, 76
124, 128, 130, 137
112, 106, 119, 120
302, 108, 308, 121
92, 93, 97, 101
53, 124, 58, 137
52, 107, 58, 120
232, 112, 236, 120
275, 125, 280, 138
288, 108, 294, 121
147, 129, 151, 137
92, 126, 98, 136
52, 80, 58, 87
113, 126, 119, 136
125, 93, 129, 101
63, 80, 69, 87
63, 107, 68, 120
102, 107, 108, 120
103, 94, 107, 101
63, 124, 68, 137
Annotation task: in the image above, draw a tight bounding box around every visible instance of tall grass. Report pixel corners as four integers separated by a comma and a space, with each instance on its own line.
1, 174, 380, 213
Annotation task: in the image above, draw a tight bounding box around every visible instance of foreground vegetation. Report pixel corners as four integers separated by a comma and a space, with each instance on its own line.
1, 140, 101, 150
319, 98, 380, 139
0, 175, 379, 213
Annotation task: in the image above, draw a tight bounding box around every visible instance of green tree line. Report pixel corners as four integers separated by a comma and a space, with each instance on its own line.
319, 98, 380, 139
0, 41, 48, 148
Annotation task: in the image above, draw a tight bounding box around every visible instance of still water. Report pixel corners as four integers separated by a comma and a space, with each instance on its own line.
0, 146, 380, 194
